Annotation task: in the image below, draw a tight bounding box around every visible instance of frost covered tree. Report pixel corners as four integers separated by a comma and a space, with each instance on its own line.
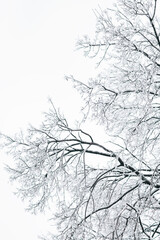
2, 0, 160, 239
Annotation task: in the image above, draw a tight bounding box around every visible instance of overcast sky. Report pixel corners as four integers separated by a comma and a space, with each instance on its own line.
0, 1, 110, 239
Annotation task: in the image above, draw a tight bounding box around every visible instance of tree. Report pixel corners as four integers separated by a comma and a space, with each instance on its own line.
2, 0, 160, 239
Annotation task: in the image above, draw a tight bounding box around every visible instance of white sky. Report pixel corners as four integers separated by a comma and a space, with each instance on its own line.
0, 1, 111, 239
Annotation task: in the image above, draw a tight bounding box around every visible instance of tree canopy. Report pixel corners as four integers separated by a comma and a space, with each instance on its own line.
2, 0, 160, 239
